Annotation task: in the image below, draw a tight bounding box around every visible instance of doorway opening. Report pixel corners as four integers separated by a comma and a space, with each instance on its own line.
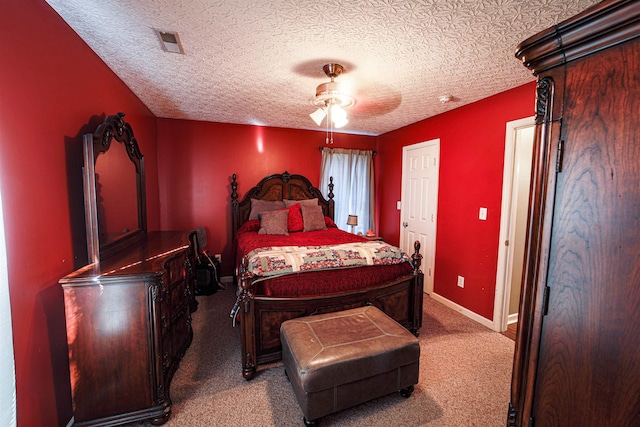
493, 117, 535, 332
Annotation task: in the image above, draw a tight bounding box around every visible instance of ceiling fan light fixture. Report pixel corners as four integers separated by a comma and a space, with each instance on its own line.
309, 107, 326, 126
313, 81, 355, 110
330, 104, 348, 128
310, 63, 355, 143
310, 63, 355, 123
333, 116, 348, 129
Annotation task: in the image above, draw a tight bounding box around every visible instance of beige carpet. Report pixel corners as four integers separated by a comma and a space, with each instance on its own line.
128, 284, 514, 427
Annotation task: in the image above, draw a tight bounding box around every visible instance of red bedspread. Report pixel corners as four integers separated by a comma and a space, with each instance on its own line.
235, 220, 414, 297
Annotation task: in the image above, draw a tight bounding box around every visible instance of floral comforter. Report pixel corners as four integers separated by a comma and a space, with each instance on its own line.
246, 241, 410, 281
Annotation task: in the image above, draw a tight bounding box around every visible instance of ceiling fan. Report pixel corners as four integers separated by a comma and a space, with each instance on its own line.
309, 63, 355, 143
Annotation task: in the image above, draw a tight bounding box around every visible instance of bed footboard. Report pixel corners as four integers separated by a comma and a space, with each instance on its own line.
236, 241, 424, 380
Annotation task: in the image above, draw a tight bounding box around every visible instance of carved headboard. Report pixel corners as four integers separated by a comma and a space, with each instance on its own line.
230, 171, 334, 239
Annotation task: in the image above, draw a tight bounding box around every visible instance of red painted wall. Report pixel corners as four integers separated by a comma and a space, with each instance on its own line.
156, 119, 376, 273
377, 83, 537, 319
0, 1, 157, 426
1, 2, 538, 425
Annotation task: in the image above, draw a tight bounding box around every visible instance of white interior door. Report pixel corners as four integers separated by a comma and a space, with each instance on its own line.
400, 139, 440, 294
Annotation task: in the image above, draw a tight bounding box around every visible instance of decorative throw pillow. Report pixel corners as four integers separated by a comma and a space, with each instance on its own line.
249, 199, 285, 220
324, 216, 337, 228
258, 209, 289, 235
284, 203, 304, 232
284, 198, 318, 208
301, 204, 327, 232
237, 219, 261, 234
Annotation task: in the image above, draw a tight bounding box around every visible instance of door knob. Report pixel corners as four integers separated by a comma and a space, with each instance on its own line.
402, 222, 408, 228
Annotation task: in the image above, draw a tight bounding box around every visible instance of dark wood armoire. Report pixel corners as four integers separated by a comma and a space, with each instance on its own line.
508, 1, 640, 426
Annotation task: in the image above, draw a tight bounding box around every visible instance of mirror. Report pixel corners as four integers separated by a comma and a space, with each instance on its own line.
83, 112, 146, 262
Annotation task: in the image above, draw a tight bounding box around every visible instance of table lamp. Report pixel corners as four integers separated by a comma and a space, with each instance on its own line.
347, 215, 358, 234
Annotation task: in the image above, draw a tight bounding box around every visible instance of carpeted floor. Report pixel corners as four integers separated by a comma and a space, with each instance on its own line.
128, 284, 514, 427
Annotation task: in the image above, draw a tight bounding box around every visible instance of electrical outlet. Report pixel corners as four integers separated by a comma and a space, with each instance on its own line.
214, 254, 222, 263
457, 275, 465, 288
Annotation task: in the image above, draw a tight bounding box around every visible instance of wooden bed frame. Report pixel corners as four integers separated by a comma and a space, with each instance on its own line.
231, 171, 424, 380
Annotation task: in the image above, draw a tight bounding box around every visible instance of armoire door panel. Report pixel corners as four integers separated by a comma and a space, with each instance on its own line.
510, 2, 640, 426
531, 37, 640, 427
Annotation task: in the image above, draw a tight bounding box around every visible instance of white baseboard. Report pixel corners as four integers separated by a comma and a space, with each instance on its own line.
66, 417, 74, 427
220, 276, 233, 284
507, 312, 519, 324
428, 292, 494, 330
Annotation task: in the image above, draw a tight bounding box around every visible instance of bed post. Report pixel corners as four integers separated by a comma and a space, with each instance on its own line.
410, 240, 424, 335
231, 174, 239, 238
238, 256, 257, 380
411, 240, 423, 274
327, 176, 335, 220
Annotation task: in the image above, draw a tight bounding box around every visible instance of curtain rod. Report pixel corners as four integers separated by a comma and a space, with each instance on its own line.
318, 147, 377, 155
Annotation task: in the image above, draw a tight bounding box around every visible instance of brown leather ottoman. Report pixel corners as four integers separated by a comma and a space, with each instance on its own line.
280, 306, 420, 426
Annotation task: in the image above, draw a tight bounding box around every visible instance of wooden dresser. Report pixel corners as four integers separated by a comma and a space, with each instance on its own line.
509, 1, 640, 426
60, 231, 197, 426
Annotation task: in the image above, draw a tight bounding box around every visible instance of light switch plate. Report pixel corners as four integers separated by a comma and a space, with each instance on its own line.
479, 207, 487, 220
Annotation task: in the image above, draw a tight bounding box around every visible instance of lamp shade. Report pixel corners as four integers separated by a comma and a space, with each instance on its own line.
309, 107, 326, 126
347, 215, 358, 226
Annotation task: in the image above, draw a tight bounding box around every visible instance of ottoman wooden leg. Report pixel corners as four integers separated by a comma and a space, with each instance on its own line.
303, 416, 319, 426
400, 385, 415, 398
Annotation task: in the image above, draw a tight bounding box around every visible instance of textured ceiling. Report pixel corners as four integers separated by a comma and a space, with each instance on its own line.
45, 0, 600, 136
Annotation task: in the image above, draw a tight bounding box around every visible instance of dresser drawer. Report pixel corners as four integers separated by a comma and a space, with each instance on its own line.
161, 330, 173, 372
169, 278, 189, 319
171, 308, 192, 359
164, 251, 188, 289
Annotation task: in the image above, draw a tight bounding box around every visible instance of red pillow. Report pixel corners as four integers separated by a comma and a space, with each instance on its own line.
324, 216, 337, 228
284, 203, 304, 232
237, 219, 261, 233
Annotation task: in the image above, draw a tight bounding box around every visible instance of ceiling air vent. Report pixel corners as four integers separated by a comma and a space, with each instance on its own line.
155, 29, 184, 54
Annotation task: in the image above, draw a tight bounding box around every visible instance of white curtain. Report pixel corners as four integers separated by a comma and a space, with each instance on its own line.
320, 148, 374, 235
0, 181, 17, 426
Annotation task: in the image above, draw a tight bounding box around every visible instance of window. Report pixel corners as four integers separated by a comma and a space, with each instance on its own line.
320, 148, 374, 235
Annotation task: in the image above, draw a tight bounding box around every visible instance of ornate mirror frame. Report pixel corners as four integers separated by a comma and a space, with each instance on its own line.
83, 112, 147, 263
